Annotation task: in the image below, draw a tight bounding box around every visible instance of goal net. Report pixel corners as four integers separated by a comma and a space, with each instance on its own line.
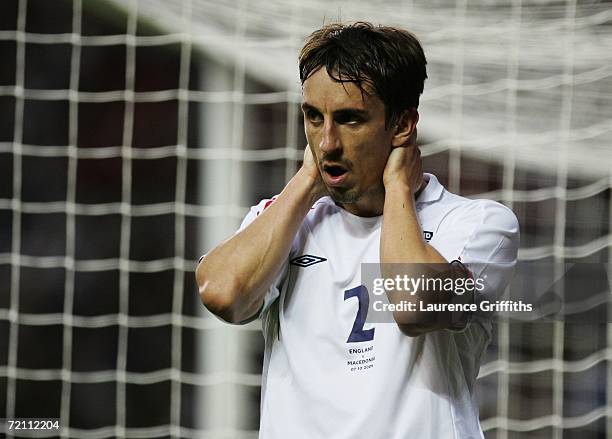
0, 0, 610, 438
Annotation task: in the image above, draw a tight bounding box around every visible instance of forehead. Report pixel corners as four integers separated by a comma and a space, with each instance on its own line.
302, 68, 383, 112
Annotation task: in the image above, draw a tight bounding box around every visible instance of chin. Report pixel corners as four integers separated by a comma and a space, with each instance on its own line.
328, 187, 363, 204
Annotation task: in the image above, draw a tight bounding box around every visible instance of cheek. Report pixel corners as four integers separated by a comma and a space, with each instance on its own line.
356, 138, 392, 178
305, 137, 323, 163
304, 126, 320, 148
369, 156, 390, 180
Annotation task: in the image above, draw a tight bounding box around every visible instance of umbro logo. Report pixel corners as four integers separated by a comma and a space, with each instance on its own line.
290, 254, 327, 267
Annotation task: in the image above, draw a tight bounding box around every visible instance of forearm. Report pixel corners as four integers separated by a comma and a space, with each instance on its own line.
381, 183, 446, 264
197, 169, 318, 323
381, 183, 453, 334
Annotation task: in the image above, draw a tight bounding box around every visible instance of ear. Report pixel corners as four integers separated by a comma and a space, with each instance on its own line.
391, 109, 419, 147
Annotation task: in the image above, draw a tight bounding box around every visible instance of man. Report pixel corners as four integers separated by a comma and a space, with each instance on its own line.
197, 22, 519, 438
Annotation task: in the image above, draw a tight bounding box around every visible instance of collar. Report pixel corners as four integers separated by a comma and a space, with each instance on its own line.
416, 173, 444, 204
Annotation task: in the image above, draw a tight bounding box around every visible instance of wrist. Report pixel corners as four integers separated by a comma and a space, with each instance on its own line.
384, 179, 413, 196
384, 181, 418, 214
384, 175, 424, 196
294, 167, 326, 205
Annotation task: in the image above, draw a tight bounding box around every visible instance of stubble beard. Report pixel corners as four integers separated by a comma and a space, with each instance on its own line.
326, 181, 385, 206
327, 187, 362, 204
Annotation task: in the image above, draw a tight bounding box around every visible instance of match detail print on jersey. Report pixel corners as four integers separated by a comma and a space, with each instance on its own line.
344, 285, 377, 373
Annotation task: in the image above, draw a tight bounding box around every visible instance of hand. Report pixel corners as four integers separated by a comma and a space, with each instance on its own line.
382, 129, 423, 193
299, 144, 328, 202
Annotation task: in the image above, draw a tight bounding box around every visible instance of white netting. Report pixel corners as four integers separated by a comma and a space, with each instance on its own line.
0, 0, 610, 438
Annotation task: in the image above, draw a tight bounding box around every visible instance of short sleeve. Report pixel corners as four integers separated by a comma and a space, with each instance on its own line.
431, 199, 520, 299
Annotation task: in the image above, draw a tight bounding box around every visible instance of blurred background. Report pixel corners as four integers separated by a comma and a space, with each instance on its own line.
0, 0, 610, 438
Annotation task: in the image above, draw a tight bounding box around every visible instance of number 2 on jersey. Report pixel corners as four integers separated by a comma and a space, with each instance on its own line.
343, 285, 375, 343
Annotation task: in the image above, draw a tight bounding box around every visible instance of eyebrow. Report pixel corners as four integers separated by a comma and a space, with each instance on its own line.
301, 103, 369, 119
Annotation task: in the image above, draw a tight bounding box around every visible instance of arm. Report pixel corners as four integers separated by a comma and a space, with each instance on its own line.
381, 128, 469, 336
196, 146, 325, 323
381, 182, 460, 336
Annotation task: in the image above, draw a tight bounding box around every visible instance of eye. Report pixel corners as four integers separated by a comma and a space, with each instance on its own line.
306, 110, 323, 124
335, 113, 363, 125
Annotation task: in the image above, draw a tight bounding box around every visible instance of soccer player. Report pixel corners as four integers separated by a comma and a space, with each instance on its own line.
196, 22, 519, 438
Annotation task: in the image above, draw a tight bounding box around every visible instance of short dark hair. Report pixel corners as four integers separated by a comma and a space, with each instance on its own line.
299, 22, 427, 128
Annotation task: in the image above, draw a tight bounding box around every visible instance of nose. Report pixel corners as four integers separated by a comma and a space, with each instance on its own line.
319, 119, 342, 155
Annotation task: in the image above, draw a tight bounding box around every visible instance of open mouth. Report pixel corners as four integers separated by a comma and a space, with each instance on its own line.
324, 164, 348, 178
322, 163, 349, 185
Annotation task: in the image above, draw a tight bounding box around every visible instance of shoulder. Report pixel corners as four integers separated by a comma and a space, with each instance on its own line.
248, 195, 337, 217
425, 176, 520, 263
248, 196, 280, 216
237, 196, 282, 231
419, 174, 515, 229
243, 195, 339, 231
438, 194, 519, 235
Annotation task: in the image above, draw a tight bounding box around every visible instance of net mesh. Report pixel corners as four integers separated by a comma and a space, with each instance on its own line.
0, 0, 610, 438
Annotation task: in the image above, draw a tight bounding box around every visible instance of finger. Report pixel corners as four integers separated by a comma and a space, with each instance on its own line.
409, 128, 418, 145
401, 131, 417, 148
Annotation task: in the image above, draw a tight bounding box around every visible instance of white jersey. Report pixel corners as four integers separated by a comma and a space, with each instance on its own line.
239, 173, 519, 439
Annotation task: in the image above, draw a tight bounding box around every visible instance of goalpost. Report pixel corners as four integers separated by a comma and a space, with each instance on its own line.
1, 0, 611, 438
